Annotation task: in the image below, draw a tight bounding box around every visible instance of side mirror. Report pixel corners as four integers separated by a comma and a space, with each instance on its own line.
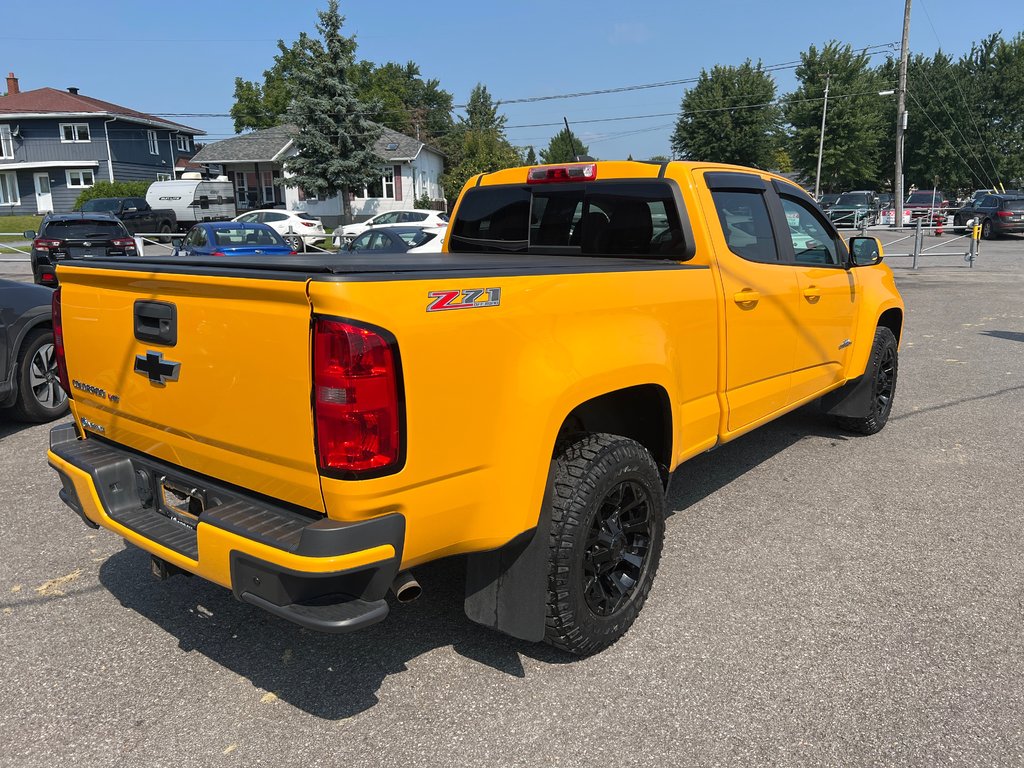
23, 230, 36, 239
125, 207, 138, 213
170, 236, 183, 248
849, 236, 883, 266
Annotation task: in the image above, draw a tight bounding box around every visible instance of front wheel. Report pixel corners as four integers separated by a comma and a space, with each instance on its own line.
835, 326, 898, 435
544, 433, 666, 656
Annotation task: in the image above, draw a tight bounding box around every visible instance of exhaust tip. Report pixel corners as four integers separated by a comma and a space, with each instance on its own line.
391, 571, 421, 603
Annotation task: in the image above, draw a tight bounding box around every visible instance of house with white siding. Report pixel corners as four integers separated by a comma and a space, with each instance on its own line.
190, 123, 445, 228
0, 73, 203, 215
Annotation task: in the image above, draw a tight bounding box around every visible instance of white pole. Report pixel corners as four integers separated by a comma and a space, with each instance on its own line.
814, 73, 831, 200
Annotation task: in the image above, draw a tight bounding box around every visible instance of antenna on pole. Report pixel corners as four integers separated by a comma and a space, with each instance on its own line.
563, 117, 579, 160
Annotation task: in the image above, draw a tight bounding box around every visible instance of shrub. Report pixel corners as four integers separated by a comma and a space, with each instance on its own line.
73, 180, 154, 210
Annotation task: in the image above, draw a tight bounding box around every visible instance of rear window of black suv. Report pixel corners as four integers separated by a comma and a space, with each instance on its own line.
42, 220, 128, 239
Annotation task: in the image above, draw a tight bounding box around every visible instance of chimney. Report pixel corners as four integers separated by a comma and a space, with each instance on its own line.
5, 73, 18, 96
67, 86, 79, 96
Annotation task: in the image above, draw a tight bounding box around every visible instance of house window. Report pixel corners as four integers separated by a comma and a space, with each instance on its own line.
0, 125, 13, 159
60, 123, 91, 143
356, 167, 395, 200
148, 130, 159, 155
176, 135, 190, 152
66, 170, 95, 188
262, 171, 275, 204
156, 173, 172, 181
0, 171, 19, 205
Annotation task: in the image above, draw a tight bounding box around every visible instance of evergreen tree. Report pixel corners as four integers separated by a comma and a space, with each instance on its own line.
441, 83, 520, 205
523, 145, 537, 164
284, 1, 381, 225
672, 61, 781, 167
540, 128, 590, 164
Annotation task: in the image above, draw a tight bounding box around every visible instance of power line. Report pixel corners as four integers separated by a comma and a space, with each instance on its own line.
905, 87, 988, 187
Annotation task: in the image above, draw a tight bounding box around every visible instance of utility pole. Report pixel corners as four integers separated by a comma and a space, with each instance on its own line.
894, 0, 912, 229
814, 73, 831, 199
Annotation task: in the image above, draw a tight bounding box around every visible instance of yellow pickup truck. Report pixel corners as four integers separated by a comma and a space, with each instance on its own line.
47, 160, 903, 656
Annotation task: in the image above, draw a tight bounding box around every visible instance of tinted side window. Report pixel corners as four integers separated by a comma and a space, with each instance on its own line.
710, 190, 778, 264
449, 187, 530, 252
263, 212, 287, 223
780, 197, 839, 265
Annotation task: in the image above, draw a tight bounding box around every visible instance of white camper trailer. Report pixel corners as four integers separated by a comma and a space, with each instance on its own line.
145, 175, 236, 229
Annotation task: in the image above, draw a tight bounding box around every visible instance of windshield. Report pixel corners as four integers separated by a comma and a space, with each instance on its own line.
80, 199, 121, 213
211, 226, 287, 247
906, 192, 944, 205
834, 193, 871, 206
449, 181, 688, 258
42, 220, 126, 239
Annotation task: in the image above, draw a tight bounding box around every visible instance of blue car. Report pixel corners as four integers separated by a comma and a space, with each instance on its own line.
172, 222, 296, 257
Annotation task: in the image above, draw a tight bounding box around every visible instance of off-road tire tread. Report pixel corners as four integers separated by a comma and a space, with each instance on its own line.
836, 326, 898, 435
544, 433, 665, 656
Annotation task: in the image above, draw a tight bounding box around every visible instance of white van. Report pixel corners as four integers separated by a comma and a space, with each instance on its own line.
146, 176, 236, 229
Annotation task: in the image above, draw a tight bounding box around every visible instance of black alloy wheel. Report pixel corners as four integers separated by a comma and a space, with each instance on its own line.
582, 480, 655, 617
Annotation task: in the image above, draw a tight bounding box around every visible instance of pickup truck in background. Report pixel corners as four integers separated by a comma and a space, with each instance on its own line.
46, 160, 904, 656
79, 196, 176, 240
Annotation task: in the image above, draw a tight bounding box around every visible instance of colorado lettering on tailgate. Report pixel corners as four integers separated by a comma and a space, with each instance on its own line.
426, 288, 501, 312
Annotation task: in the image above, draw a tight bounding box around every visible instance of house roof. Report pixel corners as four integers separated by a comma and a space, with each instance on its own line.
0, 87, 202, 134
191, 123, 442, 165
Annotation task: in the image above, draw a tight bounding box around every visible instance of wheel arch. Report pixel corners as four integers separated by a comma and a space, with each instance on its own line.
556, 383, 673, 485
878, 307, 904, 345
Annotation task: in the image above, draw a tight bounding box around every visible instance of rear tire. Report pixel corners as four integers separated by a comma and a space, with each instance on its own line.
835, 326, 898, 435
981, 218, 993, 240
544, 433, 665, 656
159, 223, 172, 244
7, 328, 69, 423
286, 235, 304, 252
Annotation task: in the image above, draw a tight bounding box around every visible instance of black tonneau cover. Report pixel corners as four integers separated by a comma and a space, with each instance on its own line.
58, 252, 701, 282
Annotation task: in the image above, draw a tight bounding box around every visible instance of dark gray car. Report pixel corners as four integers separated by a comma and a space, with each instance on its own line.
0, 279, 69, 422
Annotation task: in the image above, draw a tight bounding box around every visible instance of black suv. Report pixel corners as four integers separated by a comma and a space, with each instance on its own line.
952, 194, 1024, 239
26, 213, 138, 286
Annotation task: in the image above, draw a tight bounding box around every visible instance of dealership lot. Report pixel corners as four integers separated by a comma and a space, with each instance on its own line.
2, 237, 1023, 767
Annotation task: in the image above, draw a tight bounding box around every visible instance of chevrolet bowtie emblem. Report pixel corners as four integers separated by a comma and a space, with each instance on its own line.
134, 351, 181, 385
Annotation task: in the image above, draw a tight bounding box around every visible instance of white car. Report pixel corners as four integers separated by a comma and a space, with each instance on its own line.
233, 210, 326, 250
332, 209, 449, 247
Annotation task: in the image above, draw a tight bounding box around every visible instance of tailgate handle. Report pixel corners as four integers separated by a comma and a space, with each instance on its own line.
134, 300, 177, 346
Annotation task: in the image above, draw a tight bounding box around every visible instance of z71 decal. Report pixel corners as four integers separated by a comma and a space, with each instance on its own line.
427, 288, 501, 312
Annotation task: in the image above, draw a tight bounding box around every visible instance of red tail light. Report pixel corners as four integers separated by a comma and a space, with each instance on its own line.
40, 271, 58, 286
996, 210, 1012, 217
111, 237, 136, 250
34, 238, 61, 250
51, 287, 72, 398
300, 221, 317, 227
527, 163, 597, 184
313, 318, 403, 476
210, 251, 225, 257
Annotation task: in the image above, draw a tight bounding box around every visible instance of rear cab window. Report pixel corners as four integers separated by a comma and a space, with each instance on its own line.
42, 219, 128, 239
449, 180, 693, 260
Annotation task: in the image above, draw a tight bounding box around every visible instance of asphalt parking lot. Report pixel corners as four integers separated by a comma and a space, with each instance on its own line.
2, 235, 1023, 767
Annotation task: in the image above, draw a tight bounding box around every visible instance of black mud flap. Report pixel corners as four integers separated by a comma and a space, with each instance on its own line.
819, 373, 872, 418
463, 462, 553, 643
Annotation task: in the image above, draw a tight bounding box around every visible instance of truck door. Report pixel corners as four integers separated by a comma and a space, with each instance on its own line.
703, 172, 799, 432
770, 183, 859, 402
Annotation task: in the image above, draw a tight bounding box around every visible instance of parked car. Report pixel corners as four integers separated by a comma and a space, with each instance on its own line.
817, 192, 841, 209
952, 194, 1024, 239
347, 226, 445, 254
333, 209, 449, 247
904, 190, 949, 220
0, 279, 68, 423
826, 191, 877, 228
26, 213, 139, 286
80, 197, 176, 240
233, 210, 326, 251
172, 222, 296, 258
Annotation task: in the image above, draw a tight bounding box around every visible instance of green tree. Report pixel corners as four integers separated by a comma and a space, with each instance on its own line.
349, 60, 454, 141
784, 42, 890, 191
230, 36, 309, 132
646, 154, 669, 163
441, 84, 520, 204
522, 145, 537, 164
672, 60, 781, 167
539, 128, 590, 164
283, 1, 381, 225
73, 181, 152, 210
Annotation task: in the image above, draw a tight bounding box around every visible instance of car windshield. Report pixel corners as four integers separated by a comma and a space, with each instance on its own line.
80, 199, 121, 213
212, 227, 286, 247
43, 220, 125, 239
907, 192, 944, 205
834, 193, 871, 206
449, 181, 688, 258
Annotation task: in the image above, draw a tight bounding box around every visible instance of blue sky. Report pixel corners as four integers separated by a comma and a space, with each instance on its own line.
3, 0, 1021, 160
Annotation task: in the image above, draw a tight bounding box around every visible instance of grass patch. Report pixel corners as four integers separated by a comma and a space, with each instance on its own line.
0, 214, 43, 243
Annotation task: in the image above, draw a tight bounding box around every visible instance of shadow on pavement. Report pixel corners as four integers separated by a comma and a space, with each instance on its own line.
981, 330, 1024, 344
95, 405, 844, 720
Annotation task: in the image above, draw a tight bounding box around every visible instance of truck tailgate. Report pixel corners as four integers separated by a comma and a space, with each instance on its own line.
58, 264, 324, 513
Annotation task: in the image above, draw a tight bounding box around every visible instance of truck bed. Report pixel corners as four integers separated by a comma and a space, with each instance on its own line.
65, 252, 700, 280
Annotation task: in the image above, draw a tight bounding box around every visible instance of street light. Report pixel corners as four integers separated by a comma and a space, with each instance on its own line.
813, 73, 831, 200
